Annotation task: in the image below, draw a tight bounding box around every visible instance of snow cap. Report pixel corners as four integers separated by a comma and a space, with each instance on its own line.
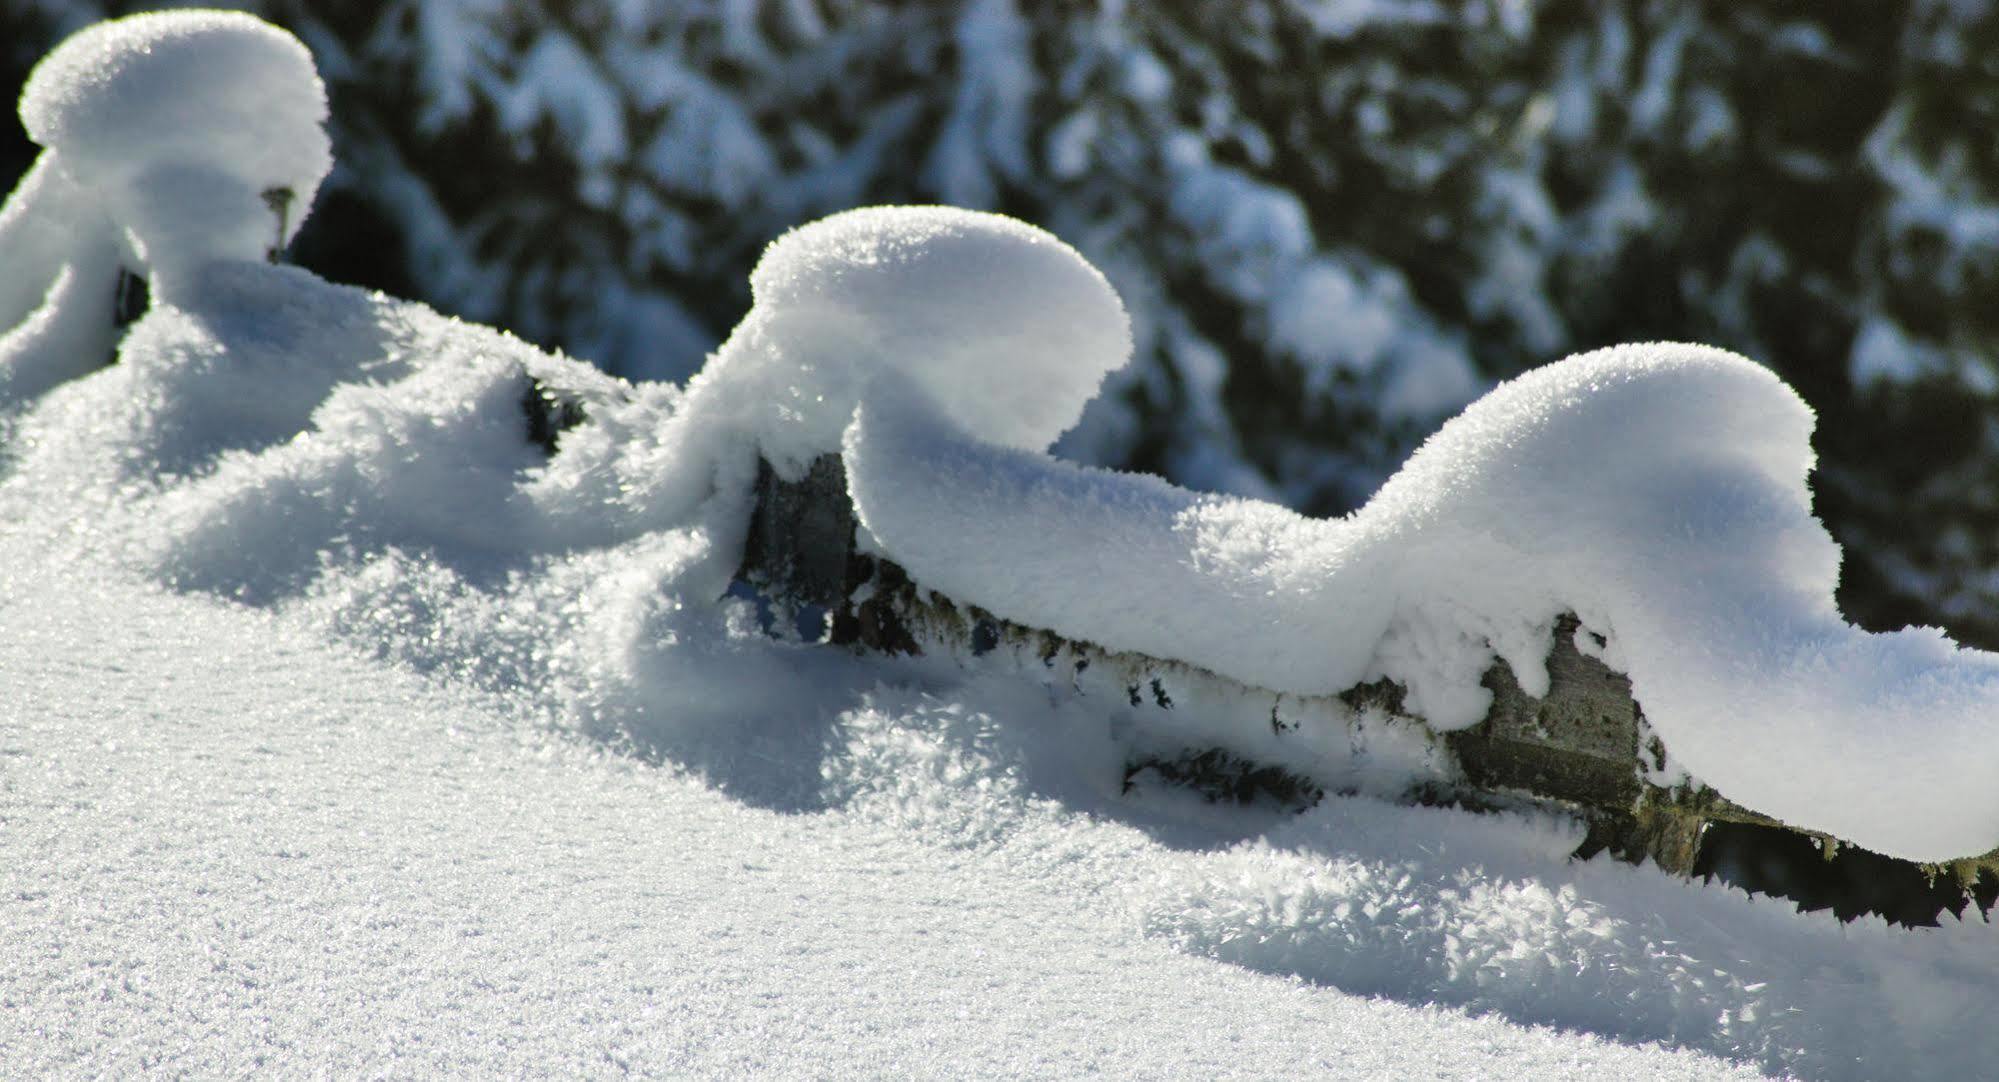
749, 206, 1131, 452
19, 10, 331, 287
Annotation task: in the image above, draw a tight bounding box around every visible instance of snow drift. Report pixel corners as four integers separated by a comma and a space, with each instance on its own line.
11, 13, 1999, 1078
2, 15, 1997, 862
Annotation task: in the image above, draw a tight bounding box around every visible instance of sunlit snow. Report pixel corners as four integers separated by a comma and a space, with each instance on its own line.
8, 11, 1999, 1079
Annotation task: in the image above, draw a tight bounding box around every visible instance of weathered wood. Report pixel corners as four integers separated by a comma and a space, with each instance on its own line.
1449, 618, 1642, 813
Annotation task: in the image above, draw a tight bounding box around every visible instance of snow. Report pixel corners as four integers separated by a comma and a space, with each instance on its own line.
923, 0, 1035, 209
0, 154, 122, 402
0, 549, 1762, 1079
16, 10, 330, 295
708, 204, 1131, 469
1283, 0, 1451, 40
11, 16, 1999, 1073
1850, 316, 1948, 386
0, 262, 1970, 1078
1266, 256, 1483, 416
1, 342, 1994, 1075
15, 91, 1999, 863
0, 11, 328, 402
851, 336, 1999, 862
1163, 155, 1484, 427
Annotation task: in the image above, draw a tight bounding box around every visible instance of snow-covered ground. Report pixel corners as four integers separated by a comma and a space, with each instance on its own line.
9, 263, 1999, 1082
1, 527, 1763, 1078
10, 12, 1999, 1079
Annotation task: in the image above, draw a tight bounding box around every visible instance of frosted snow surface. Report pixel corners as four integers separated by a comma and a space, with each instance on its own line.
10, 18, 1999, 1072
1, 540, 1769, 1079
4, 204, 1999, 1081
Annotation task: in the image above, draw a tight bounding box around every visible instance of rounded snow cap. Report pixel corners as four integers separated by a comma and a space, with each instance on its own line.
20, 10, 331, 271
751, 206, 1132, 451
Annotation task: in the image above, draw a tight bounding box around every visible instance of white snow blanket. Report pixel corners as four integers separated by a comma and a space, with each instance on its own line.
8, 11, 1999, 1079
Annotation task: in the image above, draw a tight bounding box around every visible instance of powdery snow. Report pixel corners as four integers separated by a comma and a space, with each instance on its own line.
0, 223, 1993, 1081
16, 180, 1999, 864
845, 310, 1999, 861
17, 10, 329, 294
0, 10, 329, 403
9, 17, 1999, 1074
718, 204, 1131, 464
0, 543, 1763, 1080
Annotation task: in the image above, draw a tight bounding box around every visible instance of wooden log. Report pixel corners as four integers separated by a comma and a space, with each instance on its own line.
732, 452, 1999, 895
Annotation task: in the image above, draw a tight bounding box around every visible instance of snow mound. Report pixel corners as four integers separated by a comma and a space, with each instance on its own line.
13, 20, 1999, 1074
0, 155, 124, 403
6, 168, 1999, 1071
699, 205, 1130, 473
19, 9, 330, 286
847, 341, 1999, 863
0, 11, 329, 403
0, 10, 329, 406
10, 173, 1999, 861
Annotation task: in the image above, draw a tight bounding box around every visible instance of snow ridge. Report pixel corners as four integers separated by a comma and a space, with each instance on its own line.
9, 16, 1999, 1076
843, 300, 1992, 864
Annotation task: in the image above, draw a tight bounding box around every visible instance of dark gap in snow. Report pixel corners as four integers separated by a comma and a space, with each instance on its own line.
736, 455, 931, 655
261, 186, 294, 262
1338, 677, 1408, 716
829, 555, 924, 656
519, 375, 587, 456
1123, 748, 1324, 812
970, 618, 1000, 656
740, 456, 856, 614
728, 580, 831, 645
1696, 821, 1999, 928
112, 268, 147, 328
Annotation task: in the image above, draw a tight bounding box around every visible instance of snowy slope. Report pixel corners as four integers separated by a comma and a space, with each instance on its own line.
6, 269, 1999, 1080
0, 535, 1757, 1079
9, 13, 1999, 1078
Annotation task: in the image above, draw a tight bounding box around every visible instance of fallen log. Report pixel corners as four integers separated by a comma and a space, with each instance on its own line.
737, 452, 1999, 915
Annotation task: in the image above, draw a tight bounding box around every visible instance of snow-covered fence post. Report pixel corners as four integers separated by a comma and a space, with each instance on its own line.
0, 11, 330, 402
716, 206, 1999, 900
